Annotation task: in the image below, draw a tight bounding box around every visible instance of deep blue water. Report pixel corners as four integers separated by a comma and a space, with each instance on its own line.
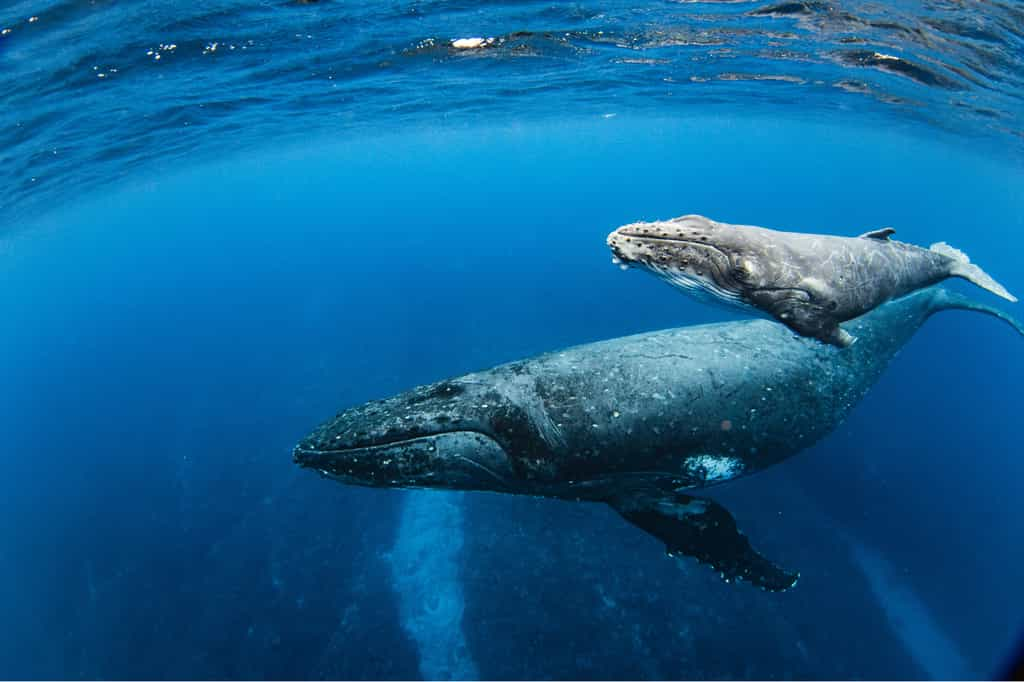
2, 1, 1024, 680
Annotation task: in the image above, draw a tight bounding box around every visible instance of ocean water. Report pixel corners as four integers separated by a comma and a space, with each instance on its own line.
2, 2, 1023, 680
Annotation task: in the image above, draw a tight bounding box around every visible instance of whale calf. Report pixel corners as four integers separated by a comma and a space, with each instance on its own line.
293, 288, 1022, 591
607, 214, 1017, 347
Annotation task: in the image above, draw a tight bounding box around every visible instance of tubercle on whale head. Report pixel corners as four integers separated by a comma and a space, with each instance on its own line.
606, 215, 723, 264
606, 214, 767, 304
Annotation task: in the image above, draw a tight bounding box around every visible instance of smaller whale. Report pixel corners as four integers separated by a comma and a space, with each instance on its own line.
607, 214, 1017, 347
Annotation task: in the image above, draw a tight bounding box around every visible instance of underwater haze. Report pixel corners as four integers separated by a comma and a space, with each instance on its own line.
2, 1, 1024, 680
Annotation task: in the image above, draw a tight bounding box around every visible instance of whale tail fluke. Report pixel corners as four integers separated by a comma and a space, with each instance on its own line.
930, 242, 1018, 303
608, 489, 799, 592
928, 287, 1024, 337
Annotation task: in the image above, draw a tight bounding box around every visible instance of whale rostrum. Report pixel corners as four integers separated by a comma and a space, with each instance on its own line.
294, 287, 1022, 591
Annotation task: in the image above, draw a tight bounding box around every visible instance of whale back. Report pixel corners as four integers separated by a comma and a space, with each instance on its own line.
493, 287, 1020, 490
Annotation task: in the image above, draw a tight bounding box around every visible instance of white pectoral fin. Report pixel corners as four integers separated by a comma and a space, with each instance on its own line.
833, 326, 857, 348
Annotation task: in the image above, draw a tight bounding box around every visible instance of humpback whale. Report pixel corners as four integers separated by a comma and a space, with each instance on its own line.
607, 214, 1017, 347
293, 288, 1022, 591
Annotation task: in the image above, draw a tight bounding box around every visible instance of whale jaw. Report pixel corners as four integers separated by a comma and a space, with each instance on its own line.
607, 217, 760, 316
294, 430, 517, 492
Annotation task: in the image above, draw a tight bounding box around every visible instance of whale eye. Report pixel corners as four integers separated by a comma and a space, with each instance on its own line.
731, 258, 757, 284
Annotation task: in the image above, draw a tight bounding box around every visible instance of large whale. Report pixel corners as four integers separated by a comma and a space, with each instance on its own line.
607, 214, 1017, 347
293, 288, 1022, 591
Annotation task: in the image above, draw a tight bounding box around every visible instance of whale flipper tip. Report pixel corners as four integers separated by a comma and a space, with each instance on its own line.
835, 327, 858, 347
609, 490, 799, 592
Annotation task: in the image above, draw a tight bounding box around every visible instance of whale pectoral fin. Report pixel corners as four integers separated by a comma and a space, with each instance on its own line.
827, 325, 857, 348
608, 491, 799, 592
859, 227, 895, 240
777, 310, 857, 348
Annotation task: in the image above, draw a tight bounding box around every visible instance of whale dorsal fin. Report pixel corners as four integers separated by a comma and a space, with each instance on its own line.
608, 488, 799, 592
859, 227, 896, 240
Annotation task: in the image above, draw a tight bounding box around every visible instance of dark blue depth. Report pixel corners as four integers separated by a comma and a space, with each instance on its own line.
1, 118, 1022, 679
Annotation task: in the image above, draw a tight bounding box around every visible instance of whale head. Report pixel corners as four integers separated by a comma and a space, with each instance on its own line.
293, 380, 520, 493
607, 214, 774, 313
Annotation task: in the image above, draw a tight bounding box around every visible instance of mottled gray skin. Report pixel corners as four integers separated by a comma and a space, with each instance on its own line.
608, 214, 1017, 347
294, 288, 1022, 590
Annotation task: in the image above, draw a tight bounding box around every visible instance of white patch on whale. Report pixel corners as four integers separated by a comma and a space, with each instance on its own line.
684, 454, 744, 483
451, 37, 494, 49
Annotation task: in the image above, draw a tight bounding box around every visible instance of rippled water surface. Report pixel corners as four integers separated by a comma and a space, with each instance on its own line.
1, 0, 1023, 223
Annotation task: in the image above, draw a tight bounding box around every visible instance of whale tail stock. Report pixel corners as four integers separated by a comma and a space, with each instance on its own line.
930, 242, 1018, 303
927, 286, 1024, 337
602, 288, 1021, 594
608, 488, 799, 592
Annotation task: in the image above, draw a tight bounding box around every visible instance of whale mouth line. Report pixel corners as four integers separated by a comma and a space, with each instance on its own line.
293, 430, 517, 491
293, 429, 498, 460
